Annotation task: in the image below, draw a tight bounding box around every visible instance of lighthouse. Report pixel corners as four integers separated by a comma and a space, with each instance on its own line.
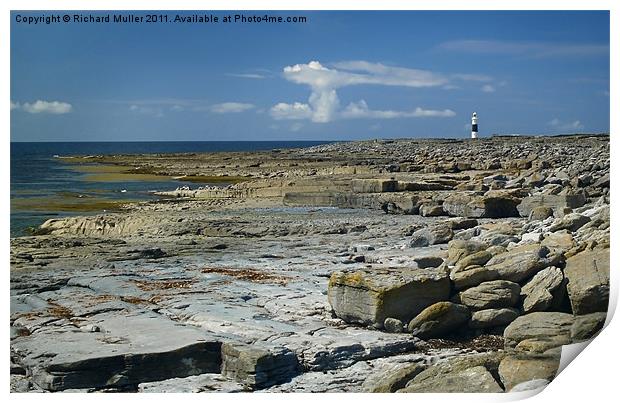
471, 112, 478, 139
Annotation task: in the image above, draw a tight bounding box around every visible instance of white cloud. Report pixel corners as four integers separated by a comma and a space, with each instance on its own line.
481, 84, 496, 93
13, 100, 72, 114
548, 118, 584, 131
342, 100, 455, 119
270, 102, 313, 120
273, 60, 460, 123
227, 73, 266, 79
210, 102, 255, 114
440, 40, 608, 58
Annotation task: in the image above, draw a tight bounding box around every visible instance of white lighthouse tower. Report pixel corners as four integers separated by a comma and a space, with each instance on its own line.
471, 112, 479, 139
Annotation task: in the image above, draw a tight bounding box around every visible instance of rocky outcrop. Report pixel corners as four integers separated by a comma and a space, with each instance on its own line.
328, 268, 451, 328
409, 224, 453, 247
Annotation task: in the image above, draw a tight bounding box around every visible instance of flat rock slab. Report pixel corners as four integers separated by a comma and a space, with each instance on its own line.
564, 248, 609, 315
13, 311, 222, 391
328, 267, 450, 328
138, 374, 246, 393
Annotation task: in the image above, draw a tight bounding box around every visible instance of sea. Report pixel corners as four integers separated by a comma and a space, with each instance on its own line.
10, 141, 330, 237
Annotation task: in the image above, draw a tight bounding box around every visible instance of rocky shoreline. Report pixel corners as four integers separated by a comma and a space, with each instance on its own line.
10, 135, 610, 393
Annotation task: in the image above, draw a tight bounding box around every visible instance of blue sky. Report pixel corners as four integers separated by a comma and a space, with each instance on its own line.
10, 10, 610, 141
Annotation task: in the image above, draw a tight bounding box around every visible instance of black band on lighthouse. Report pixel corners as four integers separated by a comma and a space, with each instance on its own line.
472, 124, 478, 132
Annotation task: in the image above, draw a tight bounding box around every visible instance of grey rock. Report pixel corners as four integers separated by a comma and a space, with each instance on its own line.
328, 267, 451, 327
139, 374, 247, 393
503, 312, 574, 349
446, 239, 487, 265
399, 352, 505, 393
451, 265, 499, 290
420, 203, 445, 217
413, 256, 444, 269
528, 206, 554, 221
221, 342, 299, 389
455, 250, 493, 269
14, 312, 222, 391
498, 354, 559, 391
457, 280, 520, 310
570, 312, 607, 342
363, 362, 426, 392
410, 224, 453, 247
407, 302, 470, 339
443, 192, 521, 218
517, 193, 586, 217
469, 308, 520, 329
384, 317, 405, 333
509, 378, 550, 392
520, 266, 565, 313
564, 248, 609, 314
484, 243, 561, 283
447, 218, 478, 230
549, 213, 591, 232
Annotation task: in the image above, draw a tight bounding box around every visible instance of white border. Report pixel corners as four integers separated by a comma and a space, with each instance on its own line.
3, 1, 617, 403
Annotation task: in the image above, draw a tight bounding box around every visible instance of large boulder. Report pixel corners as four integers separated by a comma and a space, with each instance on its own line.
484, 243, 561, 283
564, 248, 610, 314
457, 280, 520, 310
328, 267, 451, 328
520, 267, 566, 313
407, 302, 471, 339
517, 193, 586, 217
498, 354, 560, 392
409, 224, 453, 247
503, 312, 574, 349
443, 192, 521, 218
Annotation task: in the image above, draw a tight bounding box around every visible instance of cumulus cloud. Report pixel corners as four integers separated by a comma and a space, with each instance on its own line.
272, 60, 461, 123
210, 102, 255, 114
12, 100, 72, 114
270, 102, 313, 120
549, 118, 584, 131
481, 84, 496, 93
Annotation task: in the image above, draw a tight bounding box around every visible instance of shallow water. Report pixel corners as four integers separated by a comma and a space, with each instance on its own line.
10, 141, 330, 237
